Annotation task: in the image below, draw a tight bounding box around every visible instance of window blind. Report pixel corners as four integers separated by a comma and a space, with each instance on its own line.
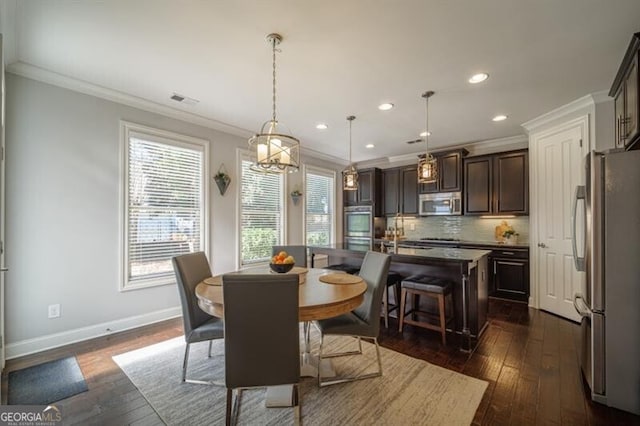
127, 136, 203, 284
305, 170, 334, 245
240, 159, 283, 265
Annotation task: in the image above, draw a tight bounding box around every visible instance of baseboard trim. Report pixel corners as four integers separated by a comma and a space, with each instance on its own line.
5, 307, 182, 360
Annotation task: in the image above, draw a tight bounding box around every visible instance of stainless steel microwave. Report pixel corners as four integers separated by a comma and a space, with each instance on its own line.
418, 192, 462, 216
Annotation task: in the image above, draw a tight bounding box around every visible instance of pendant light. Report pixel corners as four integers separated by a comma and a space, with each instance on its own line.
417, 91, 438, 184
248, 33, 300, 173
343, 115, 358, 191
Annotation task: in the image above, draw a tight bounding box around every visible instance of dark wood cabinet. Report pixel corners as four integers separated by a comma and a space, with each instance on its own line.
343, 168, 382, 215
402, 168, 419, 215
383, 168, 400, 215
464, 150, 528, 215
490, 248, 529, 302
382, 166, 418, 215
419, 149, 467, 193
610, 33, 640, 150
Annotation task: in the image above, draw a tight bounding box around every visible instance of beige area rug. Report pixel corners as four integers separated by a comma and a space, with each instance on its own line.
113, 331, 487, 425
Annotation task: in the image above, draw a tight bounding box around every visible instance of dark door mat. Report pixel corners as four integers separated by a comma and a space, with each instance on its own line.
8, 356, 89, 405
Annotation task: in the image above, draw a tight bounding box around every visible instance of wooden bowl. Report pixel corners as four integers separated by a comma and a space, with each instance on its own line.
269, 263, 295, 273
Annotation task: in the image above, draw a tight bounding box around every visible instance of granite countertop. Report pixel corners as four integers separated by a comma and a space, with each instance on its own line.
376, 238, 529, 250
395, 247, 492, 262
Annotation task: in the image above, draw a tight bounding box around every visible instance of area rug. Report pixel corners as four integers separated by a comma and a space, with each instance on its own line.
8, 356, 89, 405
113, 333, 487, 425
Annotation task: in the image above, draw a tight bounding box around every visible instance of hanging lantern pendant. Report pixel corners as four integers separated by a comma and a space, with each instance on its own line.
418, 91, 438, 184
248, 33, 300, 174
343, 115, 359, 191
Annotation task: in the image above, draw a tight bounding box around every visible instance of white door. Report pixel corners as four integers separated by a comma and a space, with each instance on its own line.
534, 117, 587, 321
0, 34, 6, 372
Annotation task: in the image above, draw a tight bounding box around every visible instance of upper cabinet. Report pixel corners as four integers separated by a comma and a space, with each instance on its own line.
464, 150, 529, 215
383, 166, 418, 216
610, 32, 640, 150
343, 168, 383, 215
419, 149, 468, 193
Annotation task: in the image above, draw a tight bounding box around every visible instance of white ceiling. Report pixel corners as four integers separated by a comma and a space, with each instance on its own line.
3, 0, 640, 163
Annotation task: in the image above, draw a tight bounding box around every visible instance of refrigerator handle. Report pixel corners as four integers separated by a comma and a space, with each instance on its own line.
573, 293, 591, 318
572, 185, 586, 272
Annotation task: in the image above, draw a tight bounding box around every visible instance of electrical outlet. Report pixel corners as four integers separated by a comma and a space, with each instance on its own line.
48, 304, 61, 319
410, 223, 416, 231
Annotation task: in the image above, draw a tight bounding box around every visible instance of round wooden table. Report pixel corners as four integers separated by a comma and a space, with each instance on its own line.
195, 267, 366, 322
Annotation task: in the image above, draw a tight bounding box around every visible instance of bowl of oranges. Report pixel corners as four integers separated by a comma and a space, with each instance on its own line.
270, 251, 295, 273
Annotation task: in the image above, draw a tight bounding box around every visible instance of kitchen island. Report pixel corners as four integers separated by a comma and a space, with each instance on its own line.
309, 244, 491, 351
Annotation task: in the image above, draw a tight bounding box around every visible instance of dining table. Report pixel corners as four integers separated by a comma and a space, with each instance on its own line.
194, 266, 366, 405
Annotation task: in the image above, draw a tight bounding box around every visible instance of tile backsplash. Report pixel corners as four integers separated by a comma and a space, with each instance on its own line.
384, 215, 529, 244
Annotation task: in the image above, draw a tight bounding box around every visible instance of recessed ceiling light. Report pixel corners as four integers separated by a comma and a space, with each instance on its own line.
419, 131, 432, 137
365, 144, 375, 149
378, 103, 394, 111
492, 114, 508, 122
468, 73, 489, 84
316, 123, 328, 130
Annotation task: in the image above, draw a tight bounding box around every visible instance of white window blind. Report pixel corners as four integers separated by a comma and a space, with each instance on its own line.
123, 124, 206, 289
305, 168, 335, 245
240, 159, 284, 265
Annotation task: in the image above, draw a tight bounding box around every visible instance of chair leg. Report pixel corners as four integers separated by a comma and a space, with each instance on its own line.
382, 287, 389, 328
183, 341, 224, 386
318, 336, 383, 387
225, 388, 233, 426
293, 383, 301, 426
438, 293, 446, 345
182, 343, 191, 382
398, 288, 407, 332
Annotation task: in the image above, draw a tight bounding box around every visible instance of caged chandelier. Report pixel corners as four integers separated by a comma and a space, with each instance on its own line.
248, 33, 300, 173
417, 91, 438, 184
343, 115, 358, 191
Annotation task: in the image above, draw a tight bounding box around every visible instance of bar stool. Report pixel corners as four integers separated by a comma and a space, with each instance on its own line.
398, 274, 453, 345
382, 272, 402, 328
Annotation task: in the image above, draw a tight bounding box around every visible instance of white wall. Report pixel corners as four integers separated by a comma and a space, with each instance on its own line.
5, 73, 343, 357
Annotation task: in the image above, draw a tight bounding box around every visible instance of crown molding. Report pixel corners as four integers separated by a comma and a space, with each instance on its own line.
591, 89, 613, 104
8, 61, 352, 166
7, 61, 255, 138
521, 91, 611, 132
359, 134, 528, 168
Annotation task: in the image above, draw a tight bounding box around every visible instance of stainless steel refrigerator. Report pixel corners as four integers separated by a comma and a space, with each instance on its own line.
572, 149, 640, 415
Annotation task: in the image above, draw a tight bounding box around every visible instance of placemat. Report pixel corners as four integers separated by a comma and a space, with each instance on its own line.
319, 273, 362, 285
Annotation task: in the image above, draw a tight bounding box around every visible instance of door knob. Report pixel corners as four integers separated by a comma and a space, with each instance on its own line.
538, 242, 547, 248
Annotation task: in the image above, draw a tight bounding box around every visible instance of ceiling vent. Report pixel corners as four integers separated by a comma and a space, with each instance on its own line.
170, 93, 199, 106
406, 139, 424, 145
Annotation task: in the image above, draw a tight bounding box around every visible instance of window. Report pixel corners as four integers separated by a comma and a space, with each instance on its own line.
304, 166, 335, 245
239, 155, 285, 266
121, 122, 208, 290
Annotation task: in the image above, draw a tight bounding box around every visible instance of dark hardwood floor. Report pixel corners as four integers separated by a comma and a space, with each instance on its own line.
2, 299, 639, 425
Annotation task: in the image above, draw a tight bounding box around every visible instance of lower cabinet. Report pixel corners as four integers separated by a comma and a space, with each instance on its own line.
490, 249, 529, 302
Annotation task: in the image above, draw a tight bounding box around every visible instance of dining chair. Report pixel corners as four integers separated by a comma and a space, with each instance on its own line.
315, 250, 391, 387
222, 273, 301, 425
272, 245, 308, 267
172, 252, 224, 385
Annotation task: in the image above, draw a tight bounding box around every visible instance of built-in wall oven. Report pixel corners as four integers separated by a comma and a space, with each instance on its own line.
344, 236, 374, 252
344, 206, 375, 249
344, 206, 373, 237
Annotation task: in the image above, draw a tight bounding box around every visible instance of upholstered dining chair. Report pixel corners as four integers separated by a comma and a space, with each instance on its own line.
272, 245, 308, 267
315, 250, 391, 387
172, 252, 224, 385
222, 274, 301, 426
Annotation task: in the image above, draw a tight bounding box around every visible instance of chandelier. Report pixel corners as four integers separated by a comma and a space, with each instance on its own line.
343, 115, 358, 191
417, 91, 438, 184
248, 33, 300, 173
